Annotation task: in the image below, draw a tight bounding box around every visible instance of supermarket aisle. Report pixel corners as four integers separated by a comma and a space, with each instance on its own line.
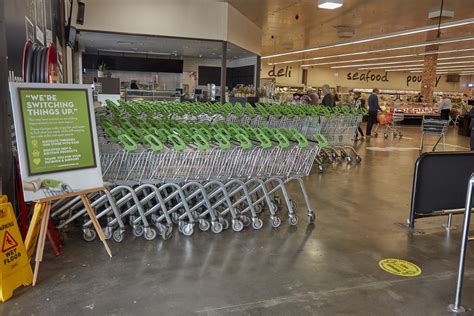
1, 126, 473, 315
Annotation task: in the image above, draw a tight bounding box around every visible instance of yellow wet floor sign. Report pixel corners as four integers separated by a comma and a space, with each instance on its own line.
0, 201, 33, 302
379, 259, 422, 277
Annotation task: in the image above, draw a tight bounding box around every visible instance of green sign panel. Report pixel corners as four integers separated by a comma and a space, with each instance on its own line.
18, 88, 97, 175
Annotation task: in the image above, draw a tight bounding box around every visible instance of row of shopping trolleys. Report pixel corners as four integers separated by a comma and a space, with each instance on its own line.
48, 110, 320, 241
49, 177, 313, 242
111, 100, 365, 172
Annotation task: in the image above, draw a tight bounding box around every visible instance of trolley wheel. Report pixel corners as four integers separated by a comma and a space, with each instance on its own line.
83, 228, 96, 242
346, 156, 353, 163
232, 219, 244, 232
318, 165, 324, 173
155, 222, 165, 234
221, 218, 230, 230
112, 229, 124, 242
241, 215, 251, 227
384, 133, 388, 139
162, 225, 173, 240
171, 212, 179, 224
60, 221, 71, 232
128, 215, 136, 226
103, 226, 113, 240
182, 223, 194, 237
355, 155, 362, 163
254, 204, 263, 214
132, 225, 144, 237
288, 215, 299, 226
199, 219, 210, 232
271, 216, 282, 228
252, 218, 263, 230
211, 221, 223, 234
144, 227, 157, 241
340, 151, 347, 159
307, 213, 315, 224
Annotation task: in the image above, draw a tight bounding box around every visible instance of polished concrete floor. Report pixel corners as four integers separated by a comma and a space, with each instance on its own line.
2, 125, 474, 316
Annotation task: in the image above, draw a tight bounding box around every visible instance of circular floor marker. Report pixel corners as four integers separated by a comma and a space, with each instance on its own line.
379, 259, 422, 277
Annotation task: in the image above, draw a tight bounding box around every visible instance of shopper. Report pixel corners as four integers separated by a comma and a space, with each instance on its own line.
321, 84, 335, 107
130, 80, 139, 90
416, 93, 424, 103
470, 107, 474, 150
308, 89, 320, 105
439, 95, 452, 121
353, 91, 365, 140
366, 88, 382, 137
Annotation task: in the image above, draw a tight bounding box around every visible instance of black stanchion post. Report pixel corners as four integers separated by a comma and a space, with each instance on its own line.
448, 173, 474, 313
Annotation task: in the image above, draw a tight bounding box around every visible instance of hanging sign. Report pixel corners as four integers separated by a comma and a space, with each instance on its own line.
9, 83, 103, 202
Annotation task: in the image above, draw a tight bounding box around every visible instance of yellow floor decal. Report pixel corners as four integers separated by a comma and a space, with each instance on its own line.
379, 259, 422, 277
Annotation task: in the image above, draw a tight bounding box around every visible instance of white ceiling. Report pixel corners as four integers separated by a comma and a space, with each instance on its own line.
77, 31, 255, 60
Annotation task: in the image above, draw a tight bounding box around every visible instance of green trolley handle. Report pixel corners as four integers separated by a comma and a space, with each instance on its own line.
214, 133, 231, 150
191, 134, 209, 151
254, 131, 272, 149
148, 127, 167, 142
272, 130, 290, 149
234, 133, 252, 150
118, 134, 138, 152
144, 134, 164, 152
198, 127, 212, 141
315, 133, 328, 148
104, 126, 121, 142
292, 131, 309, 148
167, 134, 187, 151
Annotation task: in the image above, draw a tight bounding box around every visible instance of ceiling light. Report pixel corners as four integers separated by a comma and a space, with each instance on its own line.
385, 67, 474, 72
302, 54, 474, 68
263, 17, 474, 59
301, 54, 417, 67
438, 60, 474, 65
97, 49, 172, 56
269, 36, 474, 65
358, 62, 474, 71
300, 51, 474, 67
385, 68, 423, 72
420, 47, 474, 55
438, 55, 474, 61
318, 0, 343, 9
330, 59, 424, 69
358, 64, 424, 70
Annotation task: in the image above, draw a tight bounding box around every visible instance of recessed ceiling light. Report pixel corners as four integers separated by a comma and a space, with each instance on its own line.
301, 49, 474, 67
318, 0, 343, 9
270, 36, 474, 65
331, 59, 424, 69
263, 17, 474, 59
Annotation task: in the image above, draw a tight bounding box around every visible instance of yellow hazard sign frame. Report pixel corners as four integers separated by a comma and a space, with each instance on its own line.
0, 201, 33, 302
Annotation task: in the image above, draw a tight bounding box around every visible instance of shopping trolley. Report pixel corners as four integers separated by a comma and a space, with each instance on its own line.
419, 118, 449, 154
376, 110, 404, 139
